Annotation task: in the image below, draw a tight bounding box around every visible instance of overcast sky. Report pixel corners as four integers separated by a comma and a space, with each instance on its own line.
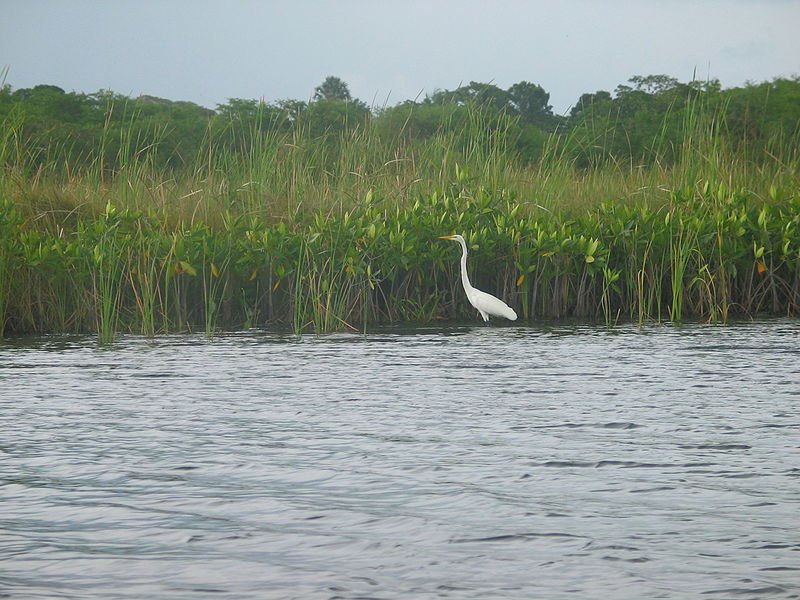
2, 1, 799, 115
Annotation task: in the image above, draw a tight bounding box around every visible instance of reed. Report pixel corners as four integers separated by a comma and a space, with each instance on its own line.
86, 203, 127, 343
0, 201, 18, 337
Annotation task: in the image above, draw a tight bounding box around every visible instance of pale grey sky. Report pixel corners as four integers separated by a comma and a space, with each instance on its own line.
2, 0, 799, 114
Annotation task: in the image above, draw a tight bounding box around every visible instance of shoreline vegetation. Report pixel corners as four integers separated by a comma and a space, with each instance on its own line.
1, 75, 798, 340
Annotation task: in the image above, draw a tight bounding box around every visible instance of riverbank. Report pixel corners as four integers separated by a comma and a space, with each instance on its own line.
2, 98, 798, 340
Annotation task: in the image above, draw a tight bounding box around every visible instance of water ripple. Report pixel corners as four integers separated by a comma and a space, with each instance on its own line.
1, 320, 799, 599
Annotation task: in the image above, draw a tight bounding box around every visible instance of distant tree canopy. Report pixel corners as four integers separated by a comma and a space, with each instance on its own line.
425, 80, 554, 127
313, 76, 353, 102
1, 74, 799, 172
508, 81, 552, 125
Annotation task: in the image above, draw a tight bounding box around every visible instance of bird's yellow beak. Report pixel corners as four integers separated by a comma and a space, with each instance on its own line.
438, 235, 456, 240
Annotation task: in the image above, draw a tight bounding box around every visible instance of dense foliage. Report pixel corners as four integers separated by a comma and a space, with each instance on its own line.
1, 75, 799, 338
1, 184, 798, 339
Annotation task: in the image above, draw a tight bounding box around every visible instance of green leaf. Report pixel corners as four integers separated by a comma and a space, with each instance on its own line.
179, 260, 197, 276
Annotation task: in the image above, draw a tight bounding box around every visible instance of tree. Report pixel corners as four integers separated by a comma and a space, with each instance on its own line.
628, 74, 679, 95
275, 99, 307, 123
303, 96, 370, 136
569, 90, 612, 118
507, 81, 552, 125
429, 81, 511, 111
313, 76, 353, 102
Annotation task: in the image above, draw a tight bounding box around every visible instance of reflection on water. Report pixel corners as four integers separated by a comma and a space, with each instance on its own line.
1, 321, 799, 599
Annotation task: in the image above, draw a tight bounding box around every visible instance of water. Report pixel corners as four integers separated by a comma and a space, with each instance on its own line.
1, 321, 798, 599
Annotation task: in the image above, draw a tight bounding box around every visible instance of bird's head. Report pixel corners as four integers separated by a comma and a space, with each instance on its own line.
438, 234, 465, 243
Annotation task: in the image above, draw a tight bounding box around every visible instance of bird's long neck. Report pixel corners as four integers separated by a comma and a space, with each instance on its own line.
457, 238, 474, 293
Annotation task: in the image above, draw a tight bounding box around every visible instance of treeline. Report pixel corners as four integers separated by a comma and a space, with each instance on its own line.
2, 74, 799, 174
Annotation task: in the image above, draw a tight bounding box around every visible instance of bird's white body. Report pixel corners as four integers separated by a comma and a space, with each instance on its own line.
440, 234, 518, 322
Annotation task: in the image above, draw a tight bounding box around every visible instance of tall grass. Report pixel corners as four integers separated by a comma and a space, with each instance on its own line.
1, 101, 798, 337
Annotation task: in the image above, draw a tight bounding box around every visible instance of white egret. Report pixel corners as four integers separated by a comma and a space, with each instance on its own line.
438, 234, 518, 322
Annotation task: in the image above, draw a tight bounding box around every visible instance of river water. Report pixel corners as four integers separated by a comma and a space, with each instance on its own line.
1, 321, 798, 599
